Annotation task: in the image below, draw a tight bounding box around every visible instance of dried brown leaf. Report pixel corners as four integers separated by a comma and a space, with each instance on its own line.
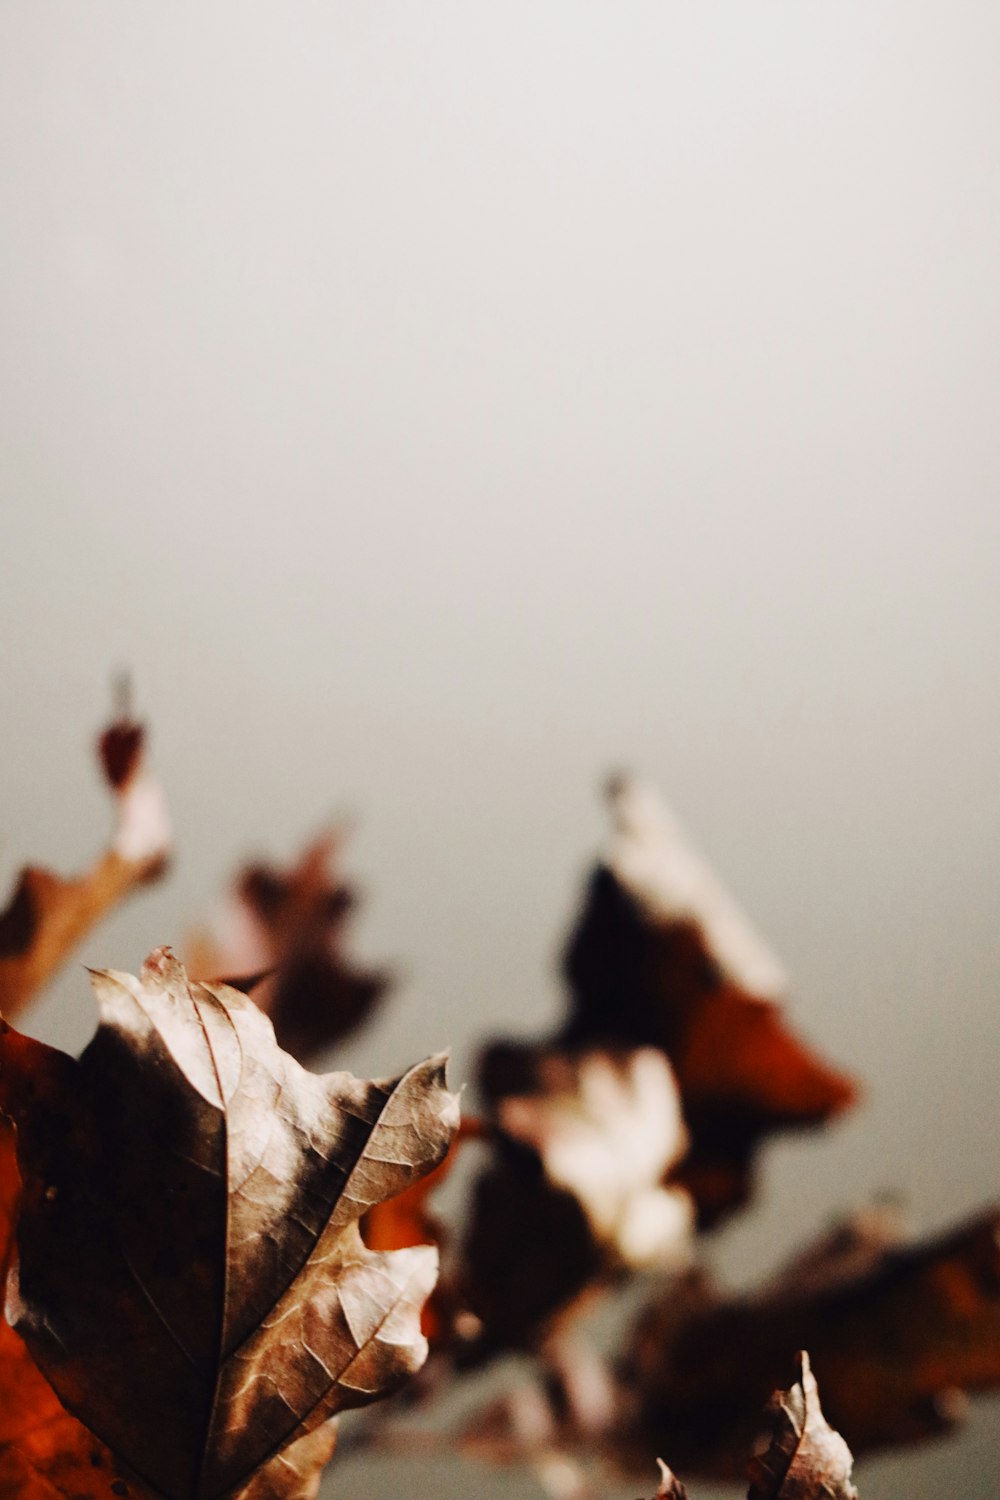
637, 1459, 689, 1499
233, 1421, 338, 1500
187, 833, 388, 1063
624, 1205, 1000, 1475
562, 778, 856, 1226
746, 1352, 858, 1499
362, 1117, 486, 1346
0, 710, 170, 1020
0, 948, 458, 1500
0, 1115, 152, 1499
487, 1046, 692, 1272
467, 1043, 695, 1354
461, 1144, 602, 1354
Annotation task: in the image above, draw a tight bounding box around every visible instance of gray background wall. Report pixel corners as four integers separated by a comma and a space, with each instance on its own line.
1, 4, 998, 1496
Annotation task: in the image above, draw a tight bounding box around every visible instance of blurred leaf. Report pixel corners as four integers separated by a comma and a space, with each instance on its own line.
562, 777, 857, 1225
0, 707, 170, 1020
625, 1204, 1000, 1474
188, 832, 388, 1063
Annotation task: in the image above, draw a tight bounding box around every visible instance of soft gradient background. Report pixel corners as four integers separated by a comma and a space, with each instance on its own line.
1, 4, 998, 1496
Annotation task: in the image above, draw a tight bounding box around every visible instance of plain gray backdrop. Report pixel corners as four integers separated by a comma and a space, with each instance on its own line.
1, 4, 998, 1496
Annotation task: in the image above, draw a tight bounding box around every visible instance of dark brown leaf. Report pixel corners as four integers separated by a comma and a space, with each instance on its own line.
562, 778, 857, 1225
624, 1205, 1000, 1475
1, 1113, 154, 1499
470, 1038, 695, 1352
460, 1143, 603, 1354
746, 1352, 858, 1499
0, 948, 458, 1500
482, 1045, 692, 1271
187, 833, 388, 1063
0, 710, 170, 1020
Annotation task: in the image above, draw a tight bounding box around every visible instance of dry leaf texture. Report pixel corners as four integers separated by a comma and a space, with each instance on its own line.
746, 1352, 858, 1499
0, 948, 458, 1500
638, 1459, 689, 1498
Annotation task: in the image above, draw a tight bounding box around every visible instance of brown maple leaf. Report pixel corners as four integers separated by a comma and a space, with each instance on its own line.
562, 776, 856, 1225
0, 699, 171, 1021
0, 1312, 338, 1500
187, 832, 388, 1063
746, 1352, 858, 1499
362, 1117, 486, 1346
623, 1202, 1000, 1475
1, 1111, 152, 1499
0, 1277, 337, 1500
0, 948, 458, 1500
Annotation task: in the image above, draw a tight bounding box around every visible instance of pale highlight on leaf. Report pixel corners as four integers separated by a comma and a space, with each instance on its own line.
651, 1458, 689, 1499
747, 1352, 858, 1500
0, 949, 458, 1500
498, 1048, 693, 1270
233, 1420, 338, 1500
604, 775, 787, 999
0, 710, 170, 1020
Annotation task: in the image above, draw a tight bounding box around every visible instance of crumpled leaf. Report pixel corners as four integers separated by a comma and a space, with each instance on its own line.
637, 1459, 689, 1499
187, 832, 389, 1063
0, 702, 170, 1020
493, 1048, 692, 1271
624, 1203, 1000, 1475
3, 1115, 339, 1500
562, 776, 857, 1224
746, 1352, 858, 1499
0, 948, 458, 1500
362, 1117, 486, 1346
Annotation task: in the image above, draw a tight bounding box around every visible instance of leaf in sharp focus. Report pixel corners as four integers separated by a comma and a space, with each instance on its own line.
362, 1117, 486, 1346
231, 1421, 338, 1500
0, 948, 459, 1500
0, 705, 171, 1020
746, 1352, 858, 1500
561, 776, 856, 1226
186, 832, 389, 1064
1, 1117, 152, 1500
